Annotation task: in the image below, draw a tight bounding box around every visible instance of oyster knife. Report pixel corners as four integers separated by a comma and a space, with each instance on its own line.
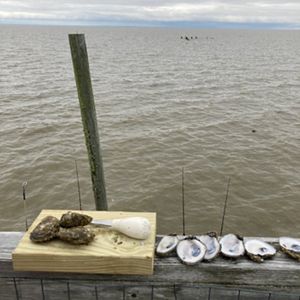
91, 217, 151, 240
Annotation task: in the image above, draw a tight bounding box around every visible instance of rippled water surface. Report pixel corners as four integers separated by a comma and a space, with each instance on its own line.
1, 25, 300, 235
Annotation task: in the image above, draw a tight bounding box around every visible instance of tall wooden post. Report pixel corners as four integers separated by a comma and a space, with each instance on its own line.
69, 34, 107, 210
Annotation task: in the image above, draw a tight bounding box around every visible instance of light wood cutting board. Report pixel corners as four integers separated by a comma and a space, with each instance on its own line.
12, 210, 156, 275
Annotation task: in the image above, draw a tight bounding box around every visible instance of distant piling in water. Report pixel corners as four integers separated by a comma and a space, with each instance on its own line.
69, 34, 107, 210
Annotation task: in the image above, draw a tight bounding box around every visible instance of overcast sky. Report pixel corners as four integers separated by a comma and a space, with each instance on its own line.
1, 0, 300, 28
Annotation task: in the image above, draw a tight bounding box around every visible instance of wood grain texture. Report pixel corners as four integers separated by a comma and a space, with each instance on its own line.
12, 210, 156, 275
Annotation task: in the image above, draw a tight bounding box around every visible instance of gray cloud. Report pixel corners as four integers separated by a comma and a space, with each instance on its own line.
0, 0, 300, 25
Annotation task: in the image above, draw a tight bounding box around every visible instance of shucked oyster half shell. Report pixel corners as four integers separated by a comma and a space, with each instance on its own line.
156, 235, 179, 256
220, 234, 245, 258
279, 237, 300, 260
244, 239, 276, 263
30, 216, 60, 243
176, 236, 206, 265
197, 232, 220, 261
60, 211, 92, 228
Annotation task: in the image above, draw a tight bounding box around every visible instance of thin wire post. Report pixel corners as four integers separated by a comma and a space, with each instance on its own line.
182, 167, 186, 236
75, 160, 82, 210
173, 284, 177, 300
220, 177, 231, 236
22, 181, 28, 231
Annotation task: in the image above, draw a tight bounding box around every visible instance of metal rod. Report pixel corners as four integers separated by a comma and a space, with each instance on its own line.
95, 286, 99, 300
22, 181, 28, 231
67, 281, 71, 300
220, 177, 231, 236
173, 284, 177, 300
207, 287, 211, 300
69, 33, 107, 210
75, 160, 82, 210
122, 286, 126, 300
182, 167, 186, 236
40, 279, 45, 300
13, 277, 20, 300
268, 292, 272, 300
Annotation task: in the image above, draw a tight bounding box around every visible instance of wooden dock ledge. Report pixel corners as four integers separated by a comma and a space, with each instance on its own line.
0, 232, 300, 299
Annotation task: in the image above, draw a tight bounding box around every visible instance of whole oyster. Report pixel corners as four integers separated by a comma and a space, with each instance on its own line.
197, 232, 220, 261
220, 234, 245, 258
156, 234, 179, 256
60, 211, 92, 228
244, 239, 276, 263
30, 216, 60, 243
279, 237, 300, 260
176, 236, 206, 265
57, 226, 95, 245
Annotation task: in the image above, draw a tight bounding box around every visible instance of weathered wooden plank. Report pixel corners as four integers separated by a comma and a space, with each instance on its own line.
0, 278, 18, 300
238, 289, 270, 300
173, 285, 210, 300
1, 232, 300, 298
42, 279, 70, 300
0, 279, 299, 300
125, 286, 153, 299
66, 281, 95, 300
69, 33, 107, 210
96, 285, 125, 299
270, 293, 299, 300
0, 232, 24, 260
151, 286, 175, 299
14, 278, 43, 300
209, 287, 239, 300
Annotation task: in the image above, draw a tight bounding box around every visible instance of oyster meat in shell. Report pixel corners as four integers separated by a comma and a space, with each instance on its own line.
279, 237, 300, 260
60, 211, 92, 228
176, 237, 206, 265
244, 239, 276, 263
220, 234, 245, 258
57, 226, 95, 245
197, 232, 220, 261
30, 216, 60, 243
156, 235, 179, 256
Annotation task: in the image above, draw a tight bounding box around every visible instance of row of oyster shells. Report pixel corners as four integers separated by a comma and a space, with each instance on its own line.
156, 233, 300, 265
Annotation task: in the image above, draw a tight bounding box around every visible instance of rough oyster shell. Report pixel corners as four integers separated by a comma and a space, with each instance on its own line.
176, 237, 206, 265
197, 232, 220, 261
57, 226, 95, 245
220, 234, 245, 258
30, 216, 60, 243
244, 239, 276, 263
279, 237, 300, 260
156, 235, 179, 256
59, 211, 92, 228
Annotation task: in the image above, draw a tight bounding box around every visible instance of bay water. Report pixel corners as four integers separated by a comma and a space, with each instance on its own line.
1, 25, 300, 236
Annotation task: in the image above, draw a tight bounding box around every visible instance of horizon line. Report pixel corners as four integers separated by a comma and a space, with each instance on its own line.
1, 19, 300, 30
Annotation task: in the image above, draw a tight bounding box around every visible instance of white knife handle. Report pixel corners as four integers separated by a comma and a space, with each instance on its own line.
111, 217, 151, 240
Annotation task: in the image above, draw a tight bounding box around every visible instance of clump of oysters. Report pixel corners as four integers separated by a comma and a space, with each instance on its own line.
156, 232, 300, 265
30, 211, 95, 245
